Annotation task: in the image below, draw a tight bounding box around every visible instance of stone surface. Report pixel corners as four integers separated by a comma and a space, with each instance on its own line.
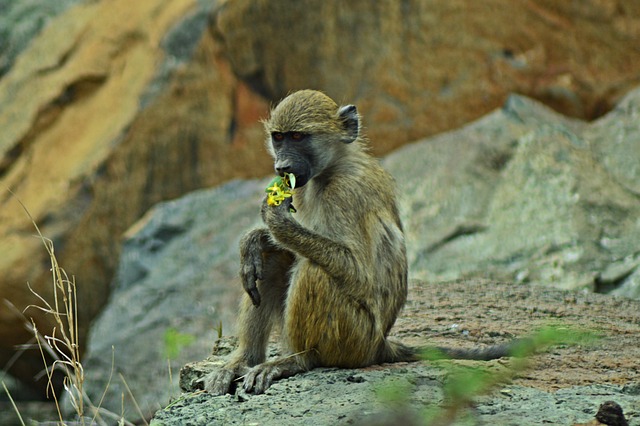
212, 0, 640, 154
152, 382, 639, 426
385, 90, 640, 294
0, 0, 200, 390
151, 280, 640, 426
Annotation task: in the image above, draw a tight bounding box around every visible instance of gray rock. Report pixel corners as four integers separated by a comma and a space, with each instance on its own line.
611, 265, 640, 299
139, 1, 213, 108
471, 385, 639, 426
152, 375, 639, 426
385, 92, 640, 292
0, 0, 84, 76
79, 180, 263, 420
587, 89, 640, 195
153, 364, 447, 426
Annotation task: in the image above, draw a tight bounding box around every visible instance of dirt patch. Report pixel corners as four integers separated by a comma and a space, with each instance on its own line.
394, 279, 640, 392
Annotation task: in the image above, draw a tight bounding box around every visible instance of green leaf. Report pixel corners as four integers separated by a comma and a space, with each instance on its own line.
164, 327, 196, 360
265, 175, 284, 193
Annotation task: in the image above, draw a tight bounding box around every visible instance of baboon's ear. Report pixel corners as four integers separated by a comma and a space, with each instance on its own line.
337, 104, 359, 144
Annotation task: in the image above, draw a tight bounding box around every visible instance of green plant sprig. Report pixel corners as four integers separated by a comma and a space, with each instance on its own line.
265, 172, 297, 213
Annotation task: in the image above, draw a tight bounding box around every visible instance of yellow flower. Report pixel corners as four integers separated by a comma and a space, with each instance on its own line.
265, 173, 296, 211
267, 183, 281, 194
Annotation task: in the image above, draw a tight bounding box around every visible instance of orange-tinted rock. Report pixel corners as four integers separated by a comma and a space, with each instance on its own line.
0, 0, 270, 392
212, 0, 640, 154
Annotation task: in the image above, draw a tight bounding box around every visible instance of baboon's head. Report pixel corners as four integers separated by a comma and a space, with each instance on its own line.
263, 90, 360, 187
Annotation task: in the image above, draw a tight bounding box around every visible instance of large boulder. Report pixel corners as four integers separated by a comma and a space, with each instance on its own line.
212, 0, 640, 153
386, 90, 640, 295
0, 0, 270, 392
78, 92, 640, 423
78, 181, 259, 421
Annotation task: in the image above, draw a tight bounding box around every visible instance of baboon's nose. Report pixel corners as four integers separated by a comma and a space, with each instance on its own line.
275, 159, 292, 175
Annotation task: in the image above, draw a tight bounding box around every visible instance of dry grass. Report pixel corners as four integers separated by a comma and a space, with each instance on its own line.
6, 193, 136, 426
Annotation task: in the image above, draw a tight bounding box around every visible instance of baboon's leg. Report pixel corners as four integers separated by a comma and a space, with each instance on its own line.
204, 229, 293, 395
234, 248, 293, 366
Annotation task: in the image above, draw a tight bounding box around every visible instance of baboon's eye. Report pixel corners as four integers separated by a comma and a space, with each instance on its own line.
272, 132, 285, 142
291, 132, 305, 141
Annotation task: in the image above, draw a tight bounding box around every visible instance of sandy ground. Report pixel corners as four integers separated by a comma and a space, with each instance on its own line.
395, 279, 640, 392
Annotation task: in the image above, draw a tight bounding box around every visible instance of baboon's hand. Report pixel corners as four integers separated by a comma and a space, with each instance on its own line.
239, 229, 266, 307
201, 362, 248, 396
201, 368, 236, 396
261, 196, 292, 229
243, 363, 283, 395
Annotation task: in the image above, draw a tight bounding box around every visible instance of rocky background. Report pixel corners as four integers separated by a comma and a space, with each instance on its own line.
1, 0, 640, 425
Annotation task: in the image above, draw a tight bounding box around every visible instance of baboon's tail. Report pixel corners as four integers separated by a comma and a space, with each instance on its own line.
433, 342, 516, 361
382, 338, 531, 363
380, 340, 421, 363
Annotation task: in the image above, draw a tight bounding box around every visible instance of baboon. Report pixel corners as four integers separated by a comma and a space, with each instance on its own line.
204, 90, 516, 396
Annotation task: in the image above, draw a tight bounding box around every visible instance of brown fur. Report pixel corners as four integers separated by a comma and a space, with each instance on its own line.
204, 90, 516, 396
204, 90, 409, 395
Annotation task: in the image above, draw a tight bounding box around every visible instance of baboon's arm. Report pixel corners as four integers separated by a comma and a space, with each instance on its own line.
262, 198, 362, 283
240, 226, 293, 306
